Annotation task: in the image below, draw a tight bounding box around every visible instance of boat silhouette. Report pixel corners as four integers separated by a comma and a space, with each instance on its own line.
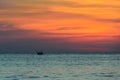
36, 51, 43, 55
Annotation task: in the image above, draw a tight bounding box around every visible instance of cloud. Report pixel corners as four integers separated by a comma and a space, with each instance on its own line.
1, 0, 120, 9
73, 4, 120, 8
98, 18, 120, 23
0, 0, 120, 52
0, 21, 119, 52
0, 21, 84, 37
0, 0, 75, 10
0, 21, 34, 36
0, 0, 119, 25
0, 29, 34, 36
57, 27, 82, 30
0, 21, 16, 30
109, 36, 120, 52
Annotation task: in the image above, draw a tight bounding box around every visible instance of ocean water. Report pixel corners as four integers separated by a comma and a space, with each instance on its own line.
0, 53, 120, 80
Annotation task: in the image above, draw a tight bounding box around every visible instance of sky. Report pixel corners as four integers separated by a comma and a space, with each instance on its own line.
0, 0, 120, 52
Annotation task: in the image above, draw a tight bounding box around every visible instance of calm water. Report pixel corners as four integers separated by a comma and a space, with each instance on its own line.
0, 53, 120, 80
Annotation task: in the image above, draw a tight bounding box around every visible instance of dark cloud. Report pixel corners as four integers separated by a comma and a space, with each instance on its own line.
109, 36, 120, 52
0, 29, 34, 36
0, 35, 71, 52
0, 29, 120, 52
0, 21, 34, 36
0, 21, 83, 37
0, 21, 16, 30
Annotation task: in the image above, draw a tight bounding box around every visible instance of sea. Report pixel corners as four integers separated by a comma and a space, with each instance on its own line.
0, 53, 120, 80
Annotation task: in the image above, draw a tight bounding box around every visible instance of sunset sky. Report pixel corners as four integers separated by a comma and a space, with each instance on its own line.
0, 0, 120, 52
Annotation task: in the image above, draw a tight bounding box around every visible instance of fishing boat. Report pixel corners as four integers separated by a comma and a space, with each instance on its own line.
36, 51, 43, 55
